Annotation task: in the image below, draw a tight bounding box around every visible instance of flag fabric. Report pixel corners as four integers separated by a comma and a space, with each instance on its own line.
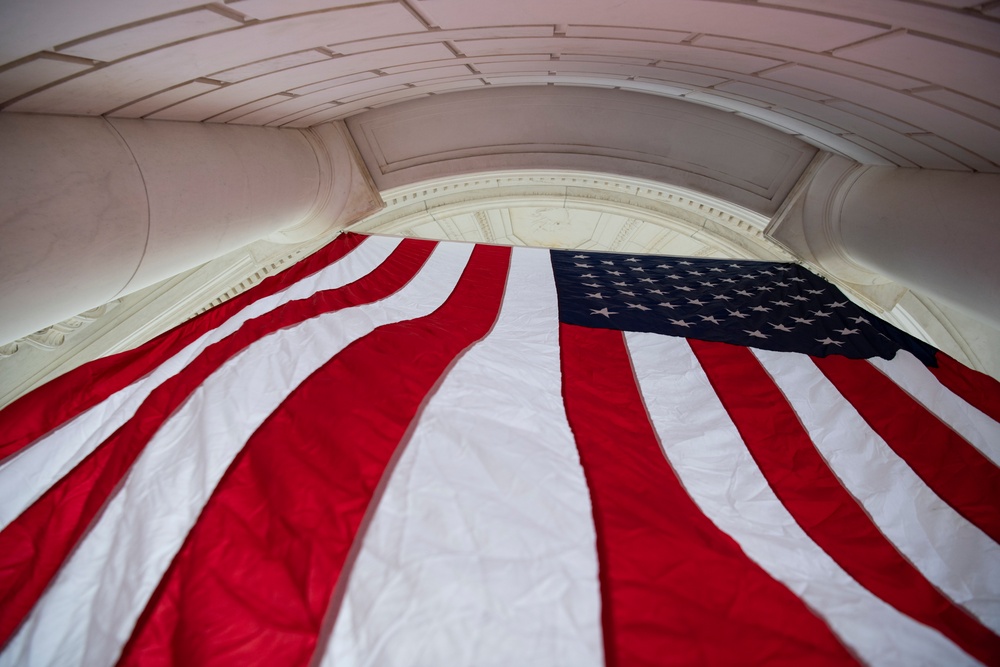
0, 232, 998, 667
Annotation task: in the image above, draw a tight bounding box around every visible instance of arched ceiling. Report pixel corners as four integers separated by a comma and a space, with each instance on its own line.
350, 170, 784, 260
2, 0, 998, 172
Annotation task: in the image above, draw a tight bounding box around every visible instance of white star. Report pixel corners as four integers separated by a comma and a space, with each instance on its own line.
630, 266, 646, 272
619, 290, 637, 297
612, 280, 629, 286
574, 262, 592, 268
591, 307, 617, 317
656, 263, 672, 269
759, 270, 774, 276
713, 294, 732, 301
755, 285, 772, 292
790, 277, 806, 283
601, 260, 615, 265
670, 318, 693, 327
735, 289, 753, 297
745, 329, 769, 339
700, 315, 723, 324
806, 289, 825, 295
658, 302, 679, 309
835, 328, 860, 335
791, 295, 810, 302
850, 316, 870, 325
751, 305, 771, 312
791, 317, 814, 325
586, 292, 605, 299
709, 267, 725, 273
625, 257, 640, 263
606, 270, 623, 276
687, 270, 705, 276
675, 285, 695, 292
626, 302, 651, 311
678, 260, 693, 266
775, 281, 789, 287
811, 310, 832, 317
665, 274, 683, 280
729, 263, 743, 269
773, 300, 791, 307
638, 277, 656, 283
573, 254, 589, 259
582, 282, 601, 288
687, 298, 707, 306
741, 274, 756, 280
770, 323, 794, 332
580, 273, 597, 278
816, 337, 844, 346
647, 289, 665, 295
828, 300, 848, 308
720, 278, 737, 284
727, 309, 749, 319
699, 281, 717, 287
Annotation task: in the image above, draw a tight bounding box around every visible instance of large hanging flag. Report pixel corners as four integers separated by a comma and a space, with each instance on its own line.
0, 232, 998, 667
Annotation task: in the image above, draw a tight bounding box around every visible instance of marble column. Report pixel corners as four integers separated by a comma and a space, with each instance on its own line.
767, 154, 1000, 330
0, 114, 381, 345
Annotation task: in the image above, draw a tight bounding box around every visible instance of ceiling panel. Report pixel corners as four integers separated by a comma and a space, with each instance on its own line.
109, 81, 223, 119
1, 0, 997, 170
57, 10, 243, 62
0, 57, 92, 104
412, 0, 889, 51
834, 32, 1000, 107
5, 4, 425, 115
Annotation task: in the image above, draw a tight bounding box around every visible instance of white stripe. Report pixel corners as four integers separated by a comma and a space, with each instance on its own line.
321, 247, 604, 667
0, 240, 470, 667
753, 347, 1000, 632
626, 332, 979, 667
0, 235, 402, 532
869, 351, 1000, 466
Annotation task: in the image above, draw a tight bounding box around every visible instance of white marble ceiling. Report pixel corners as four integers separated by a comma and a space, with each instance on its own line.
2, 0, 998, 172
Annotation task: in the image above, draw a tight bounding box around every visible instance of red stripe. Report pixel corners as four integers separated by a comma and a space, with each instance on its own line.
558, 324, 858, 667
116, 244, 511, 667
0, 239, 435, 651
690, 340, 1000, 666
930, 351, 1000, 423
0, 232, 368, 463
814, 353, 1000, 545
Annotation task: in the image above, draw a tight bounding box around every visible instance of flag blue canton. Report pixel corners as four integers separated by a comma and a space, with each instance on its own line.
550, 249, 937, 364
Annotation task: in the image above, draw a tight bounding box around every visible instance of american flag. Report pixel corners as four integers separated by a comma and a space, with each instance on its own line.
0, 233, 997, 666
551, 249, 934, 363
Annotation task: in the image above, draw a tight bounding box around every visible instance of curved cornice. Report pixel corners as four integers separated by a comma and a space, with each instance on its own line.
348, 170, 790, 262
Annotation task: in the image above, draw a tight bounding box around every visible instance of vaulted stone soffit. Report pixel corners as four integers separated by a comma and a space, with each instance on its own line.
1, 0, 998, 171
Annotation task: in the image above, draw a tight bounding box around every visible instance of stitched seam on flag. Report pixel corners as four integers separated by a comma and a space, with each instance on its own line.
113, 244, 511, 667
688, 340, 1000, 666
813, 354, 1000, 546
930, 352, 1000, 423
751, 347, 1000, 634
75, 240, 468, 667
869, 353, 1000, 467
308, 246, 515, 667
0, 236, 404, 537
559, 323, 858, 667
0, 239, 436, 653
